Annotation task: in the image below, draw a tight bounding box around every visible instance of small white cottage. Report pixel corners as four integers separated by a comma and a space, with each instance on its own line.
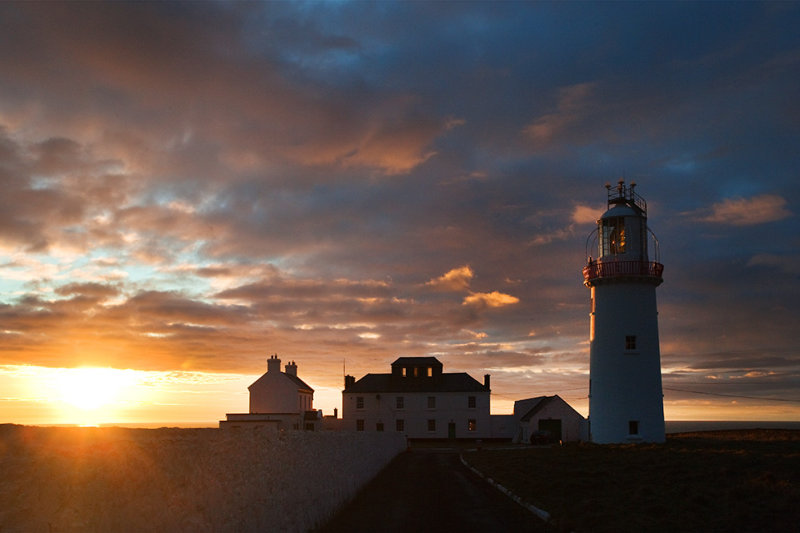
512, 395, 587, 443
220, 355, 319, 431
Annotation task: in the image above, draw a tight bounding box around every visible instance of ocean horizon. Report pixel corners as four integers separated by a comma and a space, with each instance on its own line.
12, 420, 800, 432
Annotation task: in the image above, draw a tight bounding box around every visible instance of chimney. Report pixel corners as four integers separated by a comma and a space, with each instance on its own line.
333, 407, 338, 419
285, 360, 298, 376
344, 375, 355, 389
267, 354, 281, 373
484, 374, 491, 390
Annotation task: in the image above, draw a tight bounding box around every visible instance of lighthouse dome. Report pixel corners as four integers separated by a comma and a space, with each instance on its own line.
600, 202, 640, 220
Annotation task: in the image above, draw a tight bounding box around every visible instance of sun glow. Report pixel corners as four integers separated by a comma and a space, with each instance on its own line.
50, 367, 142, 425
55, 368, 134, 410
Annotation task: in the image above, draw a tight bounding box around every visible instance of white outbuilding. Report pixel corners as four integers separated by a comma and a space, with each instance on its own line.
512, 395, 587, 444
220, 355, 319, 431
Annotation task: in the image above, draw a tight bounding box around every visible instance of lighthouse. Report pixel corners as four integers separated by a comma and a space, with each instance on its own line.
583, 180, 665, 443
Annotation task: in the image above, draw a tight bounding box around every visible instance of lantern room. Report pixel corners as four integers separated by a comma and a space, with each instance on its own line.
583, 180, 663, 287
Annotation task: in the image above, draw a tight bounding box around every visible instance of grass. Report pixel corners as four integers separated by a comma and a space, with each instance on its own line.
462, 429, 799, 532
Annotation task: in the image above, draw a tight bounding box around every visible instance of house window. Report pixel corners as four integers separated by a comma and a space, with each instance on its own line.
396, 419, 405, 432
414, 367, 419, 377
468, 396, 476, 408
305, 423, 315, 431
468, 419, 477, 432
356, 396, 364, 409
629, 420, 639, 435
356, 419, 364, 431
376, 422, 384, 432
396, 396, 404, 409
402, 367, 407, 377
427, 396, 436, 409
625, 335, 637, 351
427, 366, 433, 377
427, 419, 436, 432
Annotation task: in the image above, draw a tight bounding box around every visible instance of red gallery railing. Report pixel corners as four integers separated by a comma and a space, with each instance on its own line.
583, 260, 664, 286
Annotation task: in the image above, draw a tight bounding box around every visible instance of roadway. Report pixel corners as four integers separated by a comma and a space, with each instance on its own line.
317, 447, 548, 532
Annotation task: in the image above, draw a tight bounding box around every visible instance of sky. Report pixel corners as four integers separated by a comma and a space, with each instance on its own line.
0, 2, 798, 426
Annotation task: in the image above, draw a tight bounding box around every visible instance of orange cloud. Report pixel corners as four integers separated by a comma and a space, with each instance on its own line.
699, 194, 791, 226
462, 291, 520, 308
426, 266, 474, 291
572, 204, 603, 225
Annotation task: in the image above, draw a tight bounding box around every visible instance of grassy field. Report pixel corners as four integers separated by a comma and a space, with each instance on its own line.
463, 430, 799, 532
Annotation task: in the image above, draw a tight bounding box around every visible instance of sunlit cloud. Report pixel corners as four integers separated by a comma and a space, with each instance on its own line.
425, 266, 474, 291
571, 204, 603, 225
462, 291, 520, 308
696, 194, 792, 226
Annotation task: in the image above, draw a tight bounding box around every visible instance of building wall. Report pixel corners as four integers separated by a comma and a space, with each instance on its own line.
590, 282, 665, 443
342, 390, 491, 439
519, 400, 586, 443
249, 373, 310, 414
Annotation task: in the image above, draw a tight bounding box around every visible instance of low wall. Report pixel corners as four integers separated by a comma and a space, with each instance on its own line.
0, 425, 406, 532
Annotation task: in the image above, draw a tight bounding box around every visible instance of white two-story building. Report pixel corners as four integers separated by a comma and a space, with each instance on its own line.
220, 354, 319, 431
342, 357, 491, 439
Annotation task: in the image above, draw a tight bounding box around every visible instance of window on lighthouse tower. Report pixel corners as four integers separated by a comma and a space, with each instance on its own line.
601, 218, 626, 256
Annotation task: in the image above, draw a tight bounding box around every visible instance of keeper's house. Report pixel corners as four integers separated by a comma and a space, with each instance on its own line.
342, 357, 491, 439
220, 354, 320, 431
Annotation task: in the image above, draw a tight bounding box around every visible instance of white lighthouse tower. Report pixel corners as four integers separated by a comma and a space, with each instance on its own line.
583, 180, 665, 443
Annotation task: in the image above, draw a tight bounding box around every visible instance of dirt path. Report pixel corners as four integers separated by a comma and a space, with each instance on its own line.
318, 448, 547, 532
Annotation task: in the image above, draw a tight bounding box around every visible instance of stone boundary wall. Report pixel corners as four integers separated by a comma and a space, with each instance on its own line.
0, 425, 406, 532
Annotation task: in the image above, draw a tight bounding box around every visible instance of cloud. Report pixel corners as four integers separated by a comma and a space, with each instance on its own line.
462, 291, 520, 308
697, 194, 792, 226
425, 266, 474, 291
571, 204, 603, 225
522, 82, 597, 146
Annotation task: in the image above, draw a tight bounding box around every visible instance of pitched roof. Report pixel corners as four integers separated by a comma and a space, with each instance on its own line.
517, 395, 584, 422
391, 356, 442, 366
345, 372, 487, 393
249, 371, 314, 392
518, 396, 554, 422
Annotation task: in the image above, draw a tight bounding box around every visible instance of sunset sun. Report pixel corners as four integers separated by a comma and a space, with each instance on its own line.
53, 368, 140, 421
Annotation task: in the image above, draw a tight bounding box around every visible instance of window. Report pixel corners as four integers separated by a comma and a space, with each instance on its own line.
427, 419, 436, 432
625, 335, 637, 351
414, 367, 419, 377
396, 396, 404, 409
356, 396, 364, 409
468, 396, 476, 409
427, 366, 433, 377
376, 422, 384, 432
402, 367, 407, 377
305, 423, 315, 431
396, 419, 405, 432
356, 419, 364, 431
468, 419, 477, 432
601, 217, 626, 256
629, 420, 639, 435
427, 396, 436, 409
